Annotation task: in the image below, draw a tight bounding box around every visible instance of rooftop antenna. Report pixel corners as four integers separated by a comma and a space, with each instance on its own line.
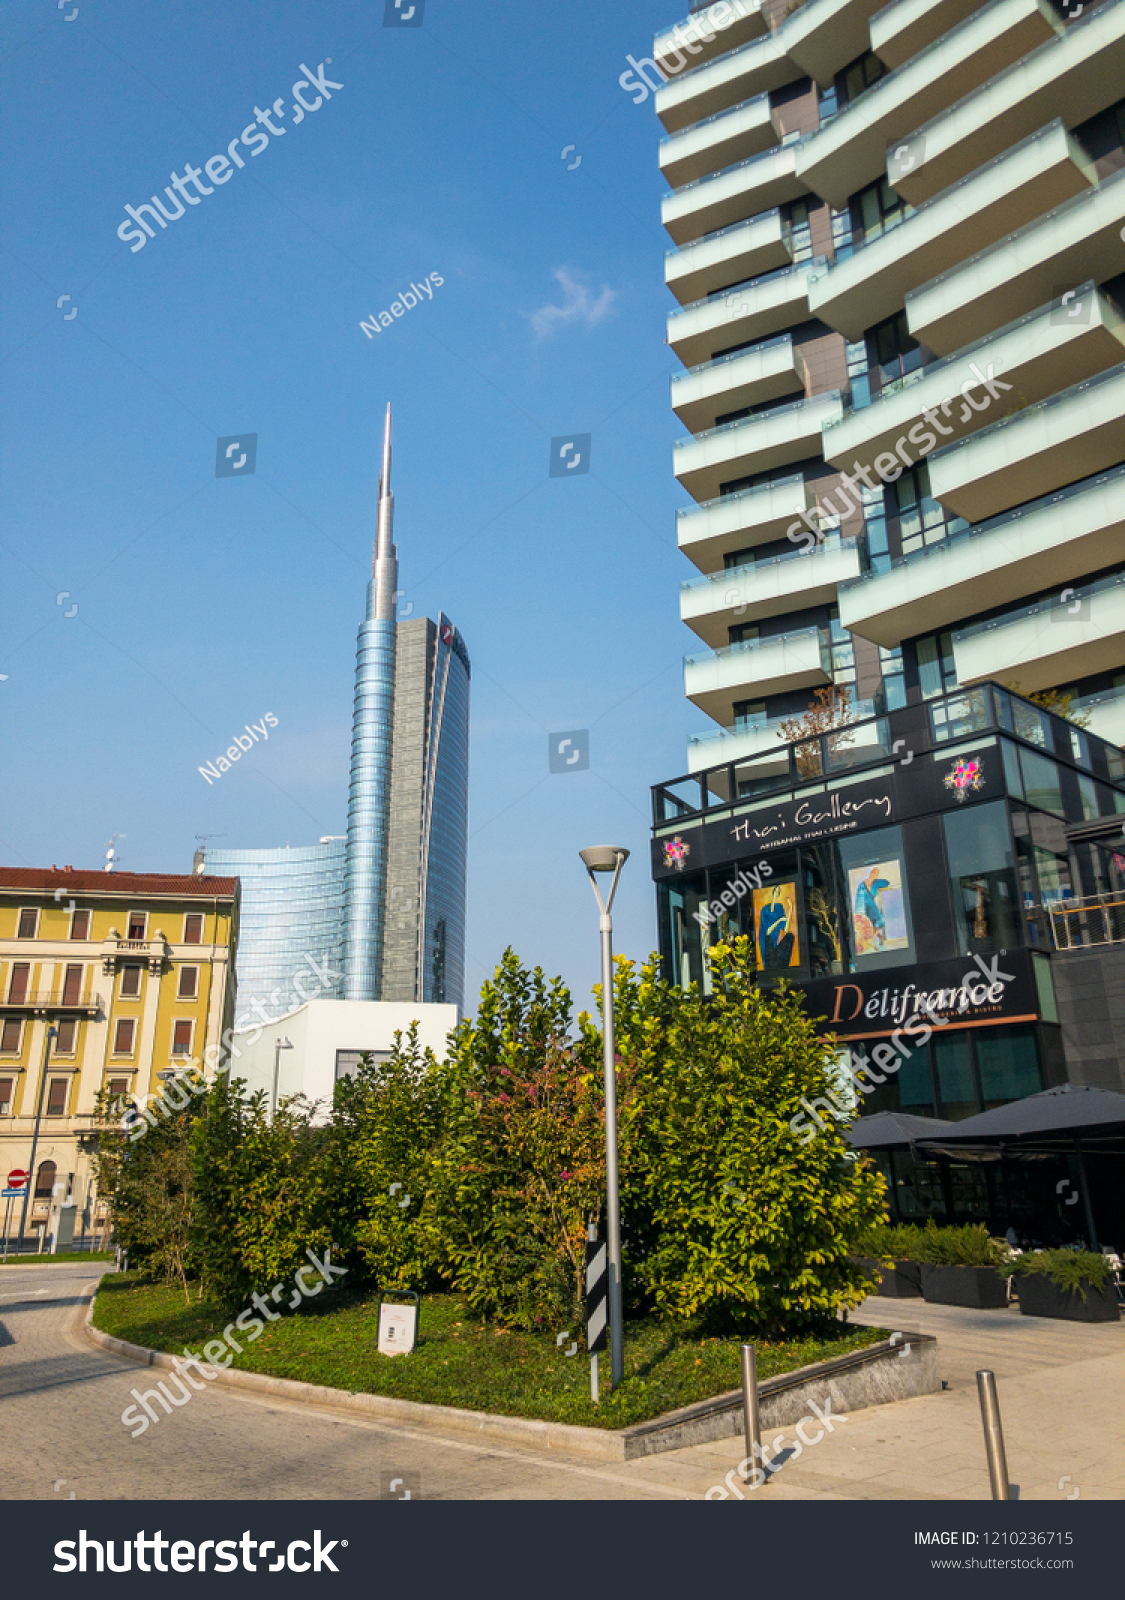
193, 832, 226, 875
104, 834, 126, 873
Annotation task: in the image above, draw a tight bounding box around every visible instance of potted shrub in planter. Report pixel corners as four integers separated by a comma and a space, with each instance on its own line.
1003, 1250, 1120, 1323
916, 1224, 1009, 1309
852, 1224, 925, 1298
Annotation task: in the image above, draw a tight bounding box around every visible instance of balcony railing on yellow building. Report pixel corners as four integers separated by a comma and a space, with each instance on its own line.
0, 989, 103, 1016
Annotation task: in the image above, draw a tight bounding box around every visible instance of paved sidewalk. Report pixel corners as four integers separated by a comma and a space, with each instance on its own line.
627, 1297, 1125, 1502
1, 1269, 1121, 1501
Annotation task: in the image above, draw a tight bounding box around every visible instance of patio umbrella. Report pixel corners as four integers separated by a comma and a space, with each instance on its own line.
846, 1111, 953, 1149
915, 1084, 1125, 1249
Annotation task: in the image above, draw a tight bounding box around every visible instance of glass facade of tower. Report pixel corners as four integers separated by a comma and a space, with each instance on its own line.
420, 620, 470, 1008
207, 841, 345, 1014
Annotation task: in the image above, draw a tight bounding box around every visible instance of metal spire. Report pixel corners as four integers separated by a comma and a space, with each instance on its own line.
372, 402, 398, 621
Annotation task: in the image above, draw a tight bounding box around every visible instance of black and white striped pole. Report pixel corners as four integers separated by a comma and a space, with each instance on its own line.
579, 846, 629, 1389
586, 1222, 608, 1403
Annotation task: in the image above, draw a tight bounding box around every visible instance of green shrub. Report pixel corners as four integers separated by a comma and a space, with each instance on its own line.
614, 938, 888, 1334
853, 1223, 927, 1262
1002, 1248, 1111, 1298
854, 1222, 1008, 1266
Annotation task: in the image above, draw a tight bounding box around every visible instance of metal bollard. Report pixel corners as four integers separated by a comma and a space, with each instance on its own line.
740, 1343, 761, 1484
976, 1369, 1011, 1501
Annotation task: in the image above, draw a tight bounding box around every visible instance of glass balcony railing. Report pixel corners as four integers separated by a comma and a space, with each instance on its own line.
841, 461, 1125, 588
675, 329, 793, 380
669, 256, 824, 319
676, 469, 806, 525
677, 387, 839, 447
664, 133, 803, 199
952, 568, 1125, 642
659, 90, 772, 146
680, 533, 847, 593
665, 206, 783, 261
654, 679, 1125, 826
684, 623, 829, 668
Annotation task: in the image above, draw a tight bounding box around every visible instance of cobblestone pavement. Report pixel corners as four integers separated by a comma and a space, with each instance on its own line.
1, 1269, 1121, 1502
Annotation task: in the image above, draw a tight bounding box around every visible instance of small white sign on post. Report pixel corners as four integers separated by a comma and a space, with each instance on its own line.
378, 1301, 418, 1356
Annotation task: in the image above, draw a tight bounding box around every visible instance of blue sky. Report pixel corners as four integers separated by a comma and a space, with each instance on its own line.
0, 0, 700, 1011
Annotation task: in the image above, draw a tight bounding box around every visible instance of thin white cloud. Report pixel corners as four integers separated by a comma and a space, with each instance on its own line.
524, 267, 617, 341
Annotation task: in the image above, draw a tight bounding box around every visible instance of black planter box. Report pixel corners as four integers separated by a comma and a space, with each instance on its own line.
921, 1263, 1008, 1309
855, 1256, 922, 1298
1016, 1273, 1121, 1323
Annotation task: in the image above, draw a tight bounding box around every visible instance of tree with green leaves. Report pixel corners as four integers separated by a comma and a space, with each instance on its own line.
614, 937, 887, 1333
91, 1087, 199, 1303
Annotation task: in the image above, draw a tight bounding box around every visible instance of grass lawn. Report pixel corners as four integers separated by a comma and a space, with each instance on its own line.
93, 1275, 886, 1430
1, 1251, 114, 1265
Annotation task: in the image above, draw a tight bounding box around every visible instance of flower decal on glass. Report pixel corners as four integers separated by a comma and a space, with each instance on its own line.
663, 836, 690, 871
944, 757, 984, 803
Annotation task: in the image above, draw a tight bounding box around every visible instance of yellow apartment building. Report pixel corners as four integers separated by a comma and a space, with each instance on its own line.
0, 866, 238, 1246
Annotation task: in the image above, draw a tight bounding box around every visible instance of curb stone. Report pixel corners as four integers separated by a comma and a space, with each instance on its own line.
82, 1283, 939, 1463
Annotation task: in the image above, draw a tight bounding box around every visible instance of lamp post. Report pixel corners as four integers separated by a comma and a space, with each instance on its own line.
579, 845, 629, 1389
18, 1023, 59, 1255
271, 1037, 293, 1123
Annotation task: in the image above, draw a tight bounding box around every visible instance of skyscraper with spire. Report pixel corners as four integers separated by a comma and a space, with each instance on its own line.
207, 405, 470, 1015
342, 404, 399, 1000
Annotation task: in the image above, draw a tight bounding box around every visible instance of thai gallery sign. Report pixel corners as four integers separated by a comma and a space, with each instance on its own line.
729, 779, 894, 854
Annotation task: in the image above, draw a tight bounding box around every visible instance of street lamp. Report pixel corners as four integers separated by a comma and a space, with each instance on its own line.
18, 1023, 59, 1255
579, 845, 629, 1389
271, 1037, 293, 1122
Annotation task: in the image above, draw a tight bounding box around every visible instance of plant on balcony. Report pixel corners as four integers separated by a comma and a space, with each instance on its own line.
779, 684, 855, 777
1003, 681, 1092, 730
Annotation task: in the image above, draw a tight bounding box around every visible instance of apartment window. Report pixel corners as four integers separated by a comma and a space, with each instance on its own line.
70, 908, 91, 940
54, 1019, 77, 1055
113, 1018, 136, 1055
851, 176, 913, 248
8, 963, 30, 1004
784, 198, 814, 263
0, 1078, 12, 1114
107, 1077, 129, 1097
119, 964, 142, 999
866, 310, 926, 398
729, 622, 760, 648
829, 204, 853, 261
891, 463, 967, 558
46, 1078, 68, 1116
845, 337, 871, 409
916, 632, 958, 699
172, 1019, 194, 1055
61, 964, 83, 1005
183, 912, 204, 944
733, 699, 767, 731
835, 50, 885, 109
35, 1160, 56, 1197
177, 966, 199, 1000
829, 613, 856, 689
17, 908, 38, 939
879, 646, 907, 712
127, 912, 147, 941
0, 1020, 21, 1054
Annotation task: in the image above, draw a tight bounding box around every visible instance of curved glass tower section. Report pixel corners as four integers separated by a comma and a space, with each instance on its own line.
343, 405, 398, 1000
205, 840, 345, 1013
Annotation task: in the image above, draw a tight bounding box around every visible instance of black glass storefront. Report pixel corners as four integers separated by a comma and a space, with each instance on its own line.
651, 682, 1125, 1242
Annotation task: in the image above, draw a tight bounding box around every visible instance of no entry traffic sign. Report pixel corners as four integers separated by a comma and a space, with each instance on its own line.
7, 1170, 28, 1191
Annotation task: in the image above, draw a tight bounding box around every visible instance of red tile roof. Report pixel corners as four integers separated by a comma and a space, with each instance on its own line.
0, 867, 238, 897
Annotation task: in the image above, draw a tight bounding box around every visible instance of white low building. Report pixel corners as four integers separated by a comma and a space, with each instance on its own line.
226, 999, 459, 1119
